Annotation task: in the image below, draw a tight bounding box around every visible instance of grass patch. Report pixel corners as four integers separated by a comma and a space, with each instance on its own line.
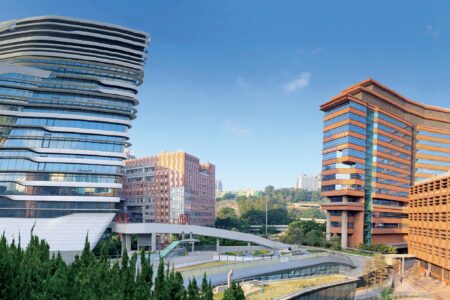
253, 250, 271, 256
176, 260, 234, 272
246, 275, 346, 300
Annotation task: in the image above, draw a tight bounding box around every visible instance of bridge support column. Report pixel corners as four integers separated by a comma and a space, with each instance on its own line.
216, 239, 220, 253
341, 211, 348, 249
247, 242, 251, 253
325, 211, 331, 241
151, 233, 157, 251
189, 232, 194, 252
121, 234, 131, 255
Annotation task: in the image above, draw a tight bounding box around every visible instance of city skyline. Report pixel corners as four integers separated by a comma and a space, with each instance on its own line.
4, 1, 450, 190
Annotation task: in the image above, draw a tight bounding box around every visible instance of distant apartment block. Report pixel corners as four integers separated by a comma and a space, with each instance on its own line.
122, 151, 215, 226
296, 173, 321, 191
216, 179, 223, 198
321, 79, 450, 249
409, 174, 450, 284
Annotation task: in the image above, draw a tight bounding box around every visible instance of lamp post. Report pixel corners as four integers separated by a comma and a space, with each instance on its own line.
265, 195, 269, 236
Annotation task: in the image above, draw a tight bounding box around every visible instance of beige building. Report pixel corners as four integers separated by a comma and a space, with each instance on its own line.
122, 151, 216, 226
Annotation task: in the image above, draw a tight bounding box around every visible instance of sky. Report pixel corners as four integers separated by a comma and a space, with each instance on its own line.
2, 1, 450, 190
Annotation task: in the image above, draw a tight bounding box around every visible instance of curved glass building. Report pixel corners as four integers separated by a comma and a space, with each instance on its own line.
0, 16, 148, 256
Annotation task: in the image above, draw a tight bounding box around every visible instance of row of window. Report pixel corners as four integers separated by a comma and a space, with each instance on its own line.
321, 184, 364, 192
0, 172, 120, 183
374, 177, 410, 189
418, 140, 450, 150
322, 173, 364, 181
374, 167, 411, 180
322, 162, 365, 171
0, 150, 122, 161
418, 130, 450, 141
376, 133, 412, 150
376, 123, 412, 141
0, 105, 130, 120
0, 87, 134, 112
377, 112, 412, 130
323, 148, 366, 161
11, 57, 140, 76
7, 128, 125, 142
323, 135, 365, 150
3, 138, 124, 152
323, 123, 366, 138
0, 182, 118, 196
324, 112, 366, 128
375, 145, 411, 160
0, 116, 128, 132
324, 101, 366, 116
374, 157, 410, 170
373, 187, 408, 198
0, 158, 122, 174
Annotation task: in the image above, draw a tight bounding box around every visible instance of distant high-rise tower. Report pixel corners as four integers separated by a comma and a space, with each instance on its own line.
321, 79, 450, 249
123, 151, 216, 226
0, 16, 149, 257
296, 173, 321, 191
216, 179, 223, 198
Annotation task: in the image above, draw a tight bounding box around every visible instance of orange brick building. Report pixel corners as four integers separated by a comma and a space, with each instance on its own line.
122, 151, 216, 226
321, 79, 450, 249
409, 174, 450, 284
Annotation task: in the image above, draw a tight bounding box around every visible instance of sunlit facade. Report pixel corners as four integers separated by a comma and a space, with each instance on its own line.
123, 151, 216, 226
321, 79, 450, 249
0, 16, 148, 255
409, 174, 450, 284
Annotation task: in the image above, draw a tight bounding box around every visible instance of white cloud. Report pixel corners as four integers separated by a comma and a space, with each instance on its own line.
283, 72, 311, 93
222, 120, 250, 136
426, 25, 440, 39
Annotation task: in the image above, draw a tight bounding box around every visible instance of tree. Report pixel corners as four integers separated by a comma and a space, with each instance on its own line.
380, 288, 393, 300
0, 233, 212, 300
222, 192, 236, 200
281, 220, 326, 245
187, 277, 199, 300
200, 273, 213, 300
222, 282, 245, 300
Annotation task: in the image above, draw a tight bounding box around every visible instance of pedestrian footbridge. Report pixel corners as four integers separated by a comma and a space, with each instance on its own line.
111, 222, 292, 253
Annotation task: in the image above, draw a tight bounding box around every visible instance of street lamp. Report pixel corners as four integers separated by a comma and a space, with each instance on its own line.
265, 194, 269, 236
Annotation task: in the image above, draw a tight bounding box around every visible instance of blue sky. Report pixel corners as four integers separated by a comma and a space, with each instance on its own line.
2, 1, 450, 190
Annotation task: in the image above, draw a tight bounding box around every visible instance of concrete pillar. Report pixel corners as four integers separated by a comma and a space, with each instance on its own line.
189, 232, 194, 252
216, 239, 220, 253
325, 211, 331, 241
342, 196, 348, 203
137, 234, 140, 251
121, 234, 131, 255
151, 233, 156, 251
182, 232, 185, 240
247, 242, 251, 253
341, 211, 348, 249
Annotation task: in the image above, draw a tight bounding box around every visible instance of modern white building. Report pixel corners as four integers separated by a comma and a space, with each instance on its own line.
296, 173, 321, 191
0, 16, 149, 259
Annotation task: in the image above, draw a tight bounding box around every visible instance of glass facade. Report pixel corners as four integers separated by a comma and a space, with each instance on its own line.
321, 97, 413, 248
0, 17, 148, 221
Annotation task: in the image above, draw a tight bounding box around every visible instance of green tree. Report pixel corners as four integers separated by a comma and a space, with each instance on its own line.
200, 273, 213, 300
222, 282, 245, 300
187, 277, 199, 300
154, 258, 168, 300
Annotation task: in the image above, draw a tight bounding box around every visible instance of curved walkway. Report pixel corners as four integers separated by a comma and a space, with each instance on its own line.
180, 253, 356, 286
112, 222, 291, 250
